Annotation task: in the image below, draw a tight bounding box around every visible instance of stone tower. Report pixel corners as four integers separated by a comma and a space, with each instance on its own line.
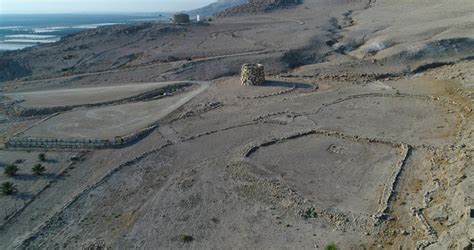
171, 14, 190, 24
241, 64, 265, 86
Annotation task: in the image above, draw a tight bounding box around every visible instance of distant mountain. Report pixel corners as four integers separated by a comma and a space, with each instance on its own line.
186, 0, 247, 17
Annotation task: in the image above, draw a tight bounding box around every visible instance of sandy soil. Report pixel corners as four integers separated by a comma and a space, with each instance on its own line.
0, 0, 472, 249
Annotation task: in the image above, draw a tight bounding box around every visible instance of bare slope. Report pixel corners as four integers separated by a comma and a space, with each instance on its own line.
0, 0, 472, 249
0, 0, 360, 86
187, 0, 247, 17
215, 0, 300, 17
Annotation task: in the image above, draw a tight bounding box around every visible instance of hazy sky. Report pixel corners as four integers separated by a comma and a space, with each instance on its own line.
0, 0, 216, 14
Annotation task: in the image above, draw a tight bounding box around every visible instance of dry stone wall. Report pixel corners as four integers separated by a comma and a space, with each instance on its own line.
7, 83, 192, 117
6, 124, 158, 150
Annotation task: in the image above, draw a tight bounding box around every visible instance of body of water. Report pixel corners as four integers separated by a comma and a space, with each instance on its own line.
0, 13, 168, 51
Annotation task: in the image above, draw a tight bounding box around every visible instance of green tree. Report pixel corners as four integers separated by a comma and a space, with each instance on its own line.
32, 164, 46, 176
1, 182, 17, 195
4, 164, 19, 177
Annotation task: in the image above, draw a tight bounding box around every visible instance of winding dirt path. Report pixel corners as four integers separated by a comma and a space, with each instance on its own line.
2, 50, 278, 90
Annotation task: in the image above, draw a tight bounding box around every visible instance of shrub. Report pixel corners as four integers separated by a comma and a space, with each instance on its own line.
38, 153, 47, 162
1, 182, 17, 195
4, 164, 18, 177
301, 207, 317, 219
325, 243, 338, 250
180, 234, 193, 242
32, 164, 46, 176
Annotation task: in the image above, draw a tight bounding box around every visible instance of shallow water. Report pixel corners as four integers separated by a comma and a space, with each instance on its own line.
0, 13, 167, 51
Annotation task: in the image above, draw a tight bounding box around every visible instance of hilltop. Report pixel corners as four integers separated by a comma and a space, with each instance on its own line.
187, 0, 247, 17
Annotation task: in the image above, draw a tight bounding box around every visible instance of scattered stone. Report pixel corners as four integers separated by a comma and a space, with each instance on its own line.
427, 205, 448, 222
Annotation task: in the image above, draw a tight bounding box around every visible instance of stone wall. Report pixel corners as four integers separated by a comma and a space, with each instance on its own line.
241, 63, 265, 86
6, 124, 158, 150
7, 83, 193, 117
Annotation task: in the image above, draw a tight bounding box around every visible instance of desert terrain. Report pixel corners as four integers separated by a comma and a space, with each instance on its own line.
0, 0, 473, 249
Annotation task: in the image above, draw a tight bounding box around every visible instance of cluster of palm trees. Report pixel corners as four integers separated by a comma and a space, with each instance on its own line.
1, 153, 48, 196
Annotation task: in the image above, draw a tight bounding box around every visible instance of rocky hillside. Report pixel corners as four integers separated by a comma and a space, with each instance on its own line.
187, 0, 247, 17
0, 56, 30, 82
215, 0, 300, 17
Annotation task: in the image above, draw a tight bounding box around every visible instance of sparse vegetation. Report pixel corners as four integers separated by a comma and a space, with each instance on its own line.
4, 164, 19, 177
180, 234, 194, 242
38, 153, 47, 162
1, 182, 17, 195
301, 207, 317, 219
325, 243, 338, 250
0, 0, 469, 247
32, 164, 46, 175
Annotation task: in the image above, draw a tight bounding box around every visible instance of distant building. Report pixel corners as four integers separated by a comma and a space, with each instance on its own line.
171, 13, 190, 24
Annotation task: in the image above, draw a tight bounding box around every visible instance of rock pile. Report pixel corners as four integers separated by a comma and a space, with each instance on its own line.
241, 63, 265, 86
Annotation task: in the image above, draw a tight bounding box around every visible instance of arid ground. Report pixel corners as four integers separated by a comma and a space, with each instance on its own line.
0, 0, 472, 249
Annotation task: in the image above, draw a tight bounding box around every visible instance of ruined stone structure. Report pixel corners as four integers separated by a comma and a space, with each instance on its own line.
171, 14, 190, 24
241, 63, 265, 86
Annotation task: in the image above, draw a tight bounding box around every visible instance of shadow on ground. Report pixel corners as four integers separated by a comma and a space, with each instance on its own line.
262, 80, 313, 89
15, 192, 33, 201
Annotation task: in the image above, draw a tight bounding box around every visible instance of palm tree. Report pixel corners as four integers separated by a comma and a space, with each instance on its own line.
32, 164, 46, 176
1, 182, 17, 195
4, 164, 18, 177
38, 153, 47, 162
